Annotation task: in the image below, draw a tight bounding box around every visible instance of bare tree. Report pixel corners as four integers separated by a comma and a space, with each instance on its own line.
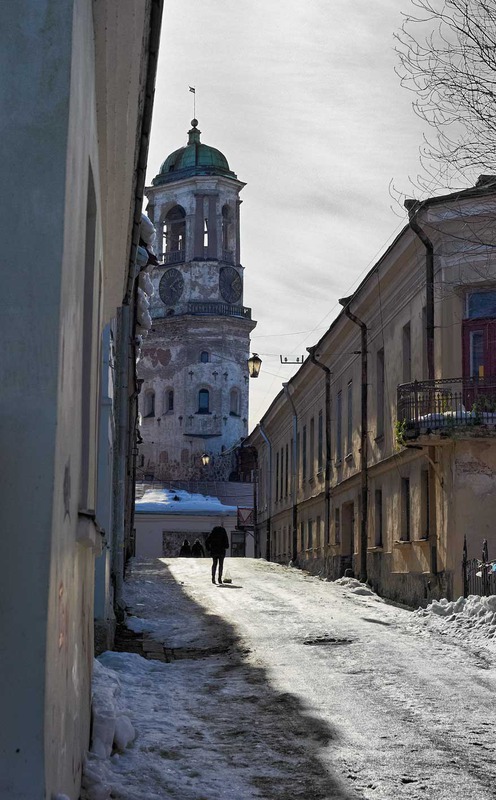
396, 0, 496, 178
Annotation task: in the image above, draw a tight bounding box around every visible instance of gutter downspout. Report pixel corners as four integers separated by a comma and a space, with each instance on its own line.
259, 425, 272, 561
405, 199, 438, 576
339, 298, 368, 583
405, 199, 435, 381
283, 383, 299, 564
306, 347, 331, 555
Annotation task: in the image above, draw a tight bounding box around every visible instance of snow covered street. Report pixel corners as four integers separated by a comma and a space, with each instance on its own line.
83, 558, 496, 800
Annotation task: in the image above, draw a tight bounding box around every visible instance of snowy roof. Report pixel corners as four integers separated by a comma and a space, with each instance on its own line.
135, 488, 237, 516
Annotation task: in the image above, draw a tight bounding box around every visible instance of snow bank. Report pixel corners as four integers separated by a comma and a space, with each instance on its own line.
81, 657, 137, 800
334, 577, 381, 598
412, 594, 496, 650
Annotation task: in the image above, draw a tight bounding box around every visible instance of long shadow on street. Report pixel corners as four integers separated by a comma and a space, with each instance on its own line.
117, 557, 360, 800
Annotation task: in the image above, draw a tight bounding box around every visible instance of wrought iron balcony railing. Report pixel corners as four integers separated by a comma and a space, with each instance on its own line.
187, 301, 252, 319
161, 250, 185, 264
397, 377, 496, 434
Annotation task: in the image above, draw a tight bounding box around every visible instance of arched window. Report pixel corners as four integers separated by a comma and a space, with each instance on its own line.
229, 388, 240, 416
144, 390, 155, 418
200, 351, 209, 363
161, 205, 185, 263
165, 389, 174, 412
198, 389, 210, 414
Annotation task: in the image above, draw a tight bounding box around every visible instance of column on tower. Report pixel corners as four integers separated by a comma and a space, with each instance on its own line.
194, 193, 204, 258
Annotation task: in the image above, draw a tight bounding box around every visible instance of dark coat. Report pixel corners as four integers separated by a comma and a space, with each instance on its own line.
205, 526, 229, 556
179, 540, 191, 557
191, 540, 205, 558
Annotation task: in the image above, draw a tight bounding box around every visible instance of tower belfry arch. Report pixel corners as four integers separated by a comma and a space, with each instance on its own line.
137, 120, 257, 481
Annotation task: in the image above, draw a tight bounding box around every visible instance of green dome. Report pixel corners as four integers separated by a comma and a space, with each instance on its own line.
152, 120, 237, 186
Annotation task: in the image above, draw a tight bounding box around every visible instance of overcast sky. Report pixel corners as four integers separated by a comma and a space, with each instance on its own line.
146, 0, 471, 430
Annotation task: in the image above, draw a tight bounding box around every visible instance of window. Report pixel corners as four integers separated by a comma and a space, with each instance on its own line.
422, 306, 428, 379
336, 390, 342, 462
198, 389, 210, 414
402, 323, 411, 383
420, 470, 430, 538
302, 425, 307, 481
316, 515, 322, 547
161, 205, 185, 262
280, 447, 284, 500
166, 389, 174, 413
308, 519, 313, 550
309, 417, 315, 479
470, 331, 484, 378
376, 348, 385, 438
346, 381, 353, 456
335, 507, 341, 544
285, 443, 289, 497
467, 290, 496, 319
144, 390, 155, 418
229, 388, 240, 416
375, 489, 383, 547
401, 477, 411, 541
275, 451, 280, 502
200, 351, 209, 363
296, 432, 300, 486
318, 410, 323, 473
204, 218, 209, 248
300, 521, 305, 551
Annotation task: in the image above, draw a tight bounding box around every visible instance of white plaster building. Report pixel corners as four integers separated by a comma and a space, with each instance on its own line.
134, 488, 254, 558
0, 2, 163, 798
138, 121, 257, 481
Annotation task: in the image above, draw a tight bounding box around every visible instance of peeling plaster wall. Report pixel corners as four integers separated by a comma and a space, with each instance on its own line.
454, 439, 496, 562
139, 167, 256, 481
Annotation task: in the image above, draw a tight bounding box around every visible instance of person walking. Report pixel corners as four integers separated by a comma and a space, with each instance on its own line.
191, 538, 205, 558
179, 539, 191, 557
205, 525, 229, 584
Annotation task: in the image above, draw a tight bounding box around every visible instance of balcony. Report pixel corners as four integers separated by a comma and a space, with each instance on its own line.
187, 301, 252, 319
161, 250, 185, 265
397, 377, 496, 440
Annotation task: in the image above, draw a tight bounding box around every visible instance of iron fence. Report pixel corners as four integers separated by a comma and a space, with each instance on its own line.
462, 537, 496, 598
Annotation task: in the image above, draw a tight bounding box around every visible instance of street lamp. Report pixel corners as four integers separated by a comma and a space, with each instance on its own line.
201, 453, 210, 466
248, 353, 262, 378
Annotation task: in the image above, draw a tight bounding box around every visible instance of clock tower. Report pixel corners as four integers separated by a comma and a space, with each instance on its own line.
137, 120, 257, 481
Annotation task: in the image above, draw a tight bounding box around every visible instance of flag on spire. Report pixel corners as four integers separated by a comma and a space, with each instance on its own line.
189, 86, 195, 93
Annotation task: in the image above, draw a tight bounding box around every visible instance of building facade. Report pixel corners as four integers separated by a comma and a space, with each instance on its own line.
248, 178, 496, 608
137, 120, 257, 482
0, 2, 163, 798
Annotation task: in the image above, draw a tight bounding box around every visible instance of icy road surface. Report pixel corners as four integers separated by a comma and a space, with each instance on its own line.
86, 558, 496, 800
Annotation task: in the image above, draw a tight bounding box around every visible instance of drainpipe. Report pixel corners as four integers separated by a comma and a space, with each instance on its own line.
404, 200, 438, 576
112, 305, 130, 618
339, 297, 368, 583
282, 383, 299, 564
306, 347, 331, 555
404, 200, 434, 381
259, 425, 272, 561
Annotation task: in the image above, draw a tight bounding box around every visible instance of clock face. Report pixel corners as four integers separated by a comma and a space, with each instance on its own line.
159, 268, 184, 305
219, 266, 242, 304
